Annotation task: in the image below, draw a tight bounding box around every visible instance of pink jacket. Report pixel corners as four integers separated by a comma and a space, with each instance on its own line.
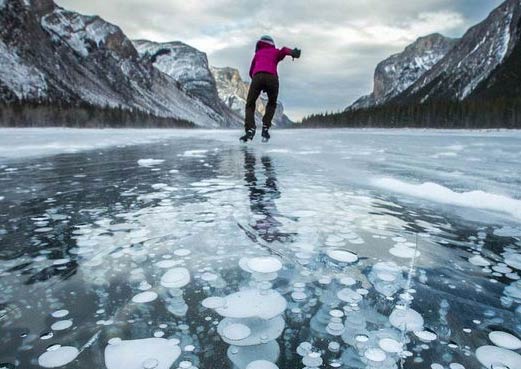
249, 40, 293, 78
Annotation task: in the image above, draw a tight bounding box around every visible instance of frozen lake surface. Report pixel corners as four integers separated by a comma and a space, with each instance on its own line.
0, 128, 521, 369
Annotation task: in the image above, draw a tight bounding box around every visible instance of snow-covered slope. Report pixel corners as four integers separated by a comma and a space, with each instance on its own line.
211, 66, 292, 127
396, 0, 521, 103
132, 40, 240, 127
0, 0, 239, 127
349, 34, 457, 110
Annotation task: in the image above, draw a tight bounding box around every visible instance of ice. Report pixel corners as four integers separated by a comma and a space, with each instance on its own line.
38, 346, 79, 368
488, 331, 521, 350
104, 338, 181, 369
373, 177, 521, 220
2, 129, 521, 369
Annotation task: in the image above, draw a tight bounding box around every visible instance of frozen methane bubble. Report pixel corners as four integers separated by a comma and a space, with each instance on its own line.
247, 257, 283, 274
326, 249, 358, 263
414, 330, 437, 342
389, 245, 420, 259
389, 307, 424, 332
337, 288, 362, 304
132, 291, 158, 303
160, 268, 190, 289
218, 317, 285, 346
51, 310, 69, 318
38, 346, 79, 368
469, 255, 491, 267
105, 338, 181, 369
378, 338, 403, 353
51, 320, 73, 331
488, 331, 521, 350
202, 296, 226, 309
215, 289, 287, 320
245, 360, 279, 369
504, 253, 521, 270
297, 342, 312, 356
222, 324, 252, 341
364, 348, 386, 362
303, 352, 323, 367
476, 345, 521, 369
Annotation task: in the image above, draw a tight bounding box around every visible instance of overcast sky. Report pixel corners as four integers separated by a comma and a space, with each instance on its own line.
57, 0, 503, 120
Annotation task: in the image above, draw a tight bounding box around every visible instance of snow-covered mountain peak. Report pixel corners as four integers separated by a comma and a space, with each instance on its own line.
373, 33, 457, 102
348, 33, 457, 110
401, 0, 521, 102
41, 8, 136, 59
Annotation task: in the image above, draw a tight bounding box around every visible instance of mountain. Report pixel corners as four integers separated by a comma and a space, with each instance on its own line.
0, 0, 240, 127
394, 0, 521, 104
133, 40, 240, 125
211, 66, 293, 128
348, 33, 457, 110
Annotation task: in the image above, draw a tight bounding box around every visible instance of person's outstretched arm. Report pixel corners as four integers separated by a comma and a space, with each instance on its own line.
277, 47, 301, 61
249, 55, 257, 78
277, 47, 294, 62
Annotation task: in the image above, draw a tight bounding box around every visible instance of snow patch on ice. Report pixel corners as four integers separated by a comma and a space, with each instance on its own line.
372, 177, 521, 220
137, 159, 165, 167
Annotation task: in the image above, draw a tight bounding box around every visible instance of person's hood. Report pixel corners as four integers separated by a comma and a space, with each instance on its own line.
256, 40, 276, 51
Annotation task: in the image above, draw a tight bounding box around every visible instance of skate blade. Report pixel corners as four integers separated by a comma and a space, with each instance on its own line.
261, 137, 269, 143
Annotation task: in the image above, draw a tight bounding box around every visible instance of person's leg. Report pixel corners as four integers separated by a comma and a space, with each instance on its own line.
262, 75, 279, 130
244, 75, 263, 134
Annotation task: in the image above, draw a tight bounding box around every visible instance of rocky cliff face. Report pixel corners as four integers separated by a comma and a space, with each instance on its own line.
395, 0, 521, 104
0, 0, 240, 127
132, 40, 238, 125
349, 33, 457, 110
211, 66, 292, 127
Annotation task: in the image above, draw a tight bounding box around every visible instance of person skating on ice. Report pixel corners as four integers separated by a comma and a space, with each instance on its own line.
240, 35, 301, 143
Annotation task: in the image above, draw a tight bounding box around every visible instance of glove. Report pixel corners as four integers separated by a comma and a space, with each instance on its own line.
291, 48, 301, 59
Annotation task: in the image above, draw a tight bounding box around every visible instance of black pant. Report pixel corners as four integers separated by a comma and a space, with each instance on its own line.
245, 72, 279, 132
